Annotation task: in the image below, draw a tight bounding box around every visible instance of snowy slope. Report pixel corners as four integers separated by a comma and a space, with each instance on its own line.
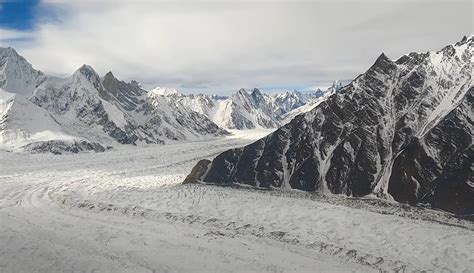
188, 35, 473, 214
0, 88, 86, 152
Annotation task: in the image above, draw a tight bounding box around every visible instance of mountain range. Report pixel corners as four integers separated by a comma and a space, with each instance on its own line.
184, 35, 473, 215
0, 47, 332, 153
153, 85, 340, 130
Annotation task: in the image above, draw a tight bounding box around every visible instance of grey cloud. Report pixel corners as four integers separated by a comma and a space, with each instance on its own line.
2, 0, 472, 94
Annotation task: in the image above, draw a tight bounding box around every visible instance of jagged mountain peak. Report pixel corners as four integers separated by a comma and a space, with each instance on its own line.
102, 71, 123, 85
456, 34, 472, 46
102, 70, 146, 111
372, 52, 395, 69
250, 88, 266, 102
251, 88, 262, 95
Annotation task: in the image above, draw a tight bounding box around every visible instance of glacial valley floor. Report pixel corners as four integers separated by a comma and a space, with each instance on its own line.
0, 130, 473, 273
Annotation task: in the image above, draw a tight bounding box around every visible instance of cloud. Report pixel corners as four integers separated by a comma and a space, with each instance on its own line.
1, 0, 472, 94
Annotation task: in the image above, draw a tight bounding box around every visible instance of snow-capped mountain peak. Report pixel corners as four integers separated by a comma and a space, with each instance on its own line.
72, 64, 101, 85
0, 47, 46, 96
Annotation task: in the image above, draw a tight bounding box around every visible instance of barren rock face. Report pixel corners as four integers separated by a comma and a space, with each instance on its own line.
183, 159, 212, 184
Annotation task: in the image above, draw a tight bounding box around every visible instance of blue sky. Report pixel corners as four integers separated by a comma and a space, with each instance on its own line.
0, 0, 40, 30
0, 0, 472, 94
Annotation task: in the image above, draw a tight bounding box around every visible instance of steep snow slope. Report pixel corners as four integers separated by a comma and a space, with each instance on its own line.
187, 36, 473, 214
0, 89, 88, 152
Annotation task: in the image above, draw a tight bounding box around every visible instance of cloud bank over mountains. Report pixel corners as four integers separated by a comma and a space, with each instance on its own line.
0, 0, 471, 94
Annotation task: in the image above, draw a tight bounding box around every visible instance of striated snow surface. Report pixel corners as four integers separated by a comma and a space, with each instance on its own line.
1, 130, 472, 273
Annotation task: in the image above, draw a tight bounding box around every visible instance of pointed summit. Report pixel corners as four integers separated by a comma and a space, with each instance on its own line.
0, 47, 19, 59
0, 47, 45, 95
76, 64, 97, 75
375, 52, 391, 63
250, 88, 266, 105
371, 52, 396, 74
103, 71, 115, 80
251, 88, 262, 96
73, 64, 101, 84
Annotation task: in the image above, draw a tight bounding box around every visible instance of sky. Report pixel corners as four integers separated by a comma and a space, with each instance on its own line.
0, 0, 472, 94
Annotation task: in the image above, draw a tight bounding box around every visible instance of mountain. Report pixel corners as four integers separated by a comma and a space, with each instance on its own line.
216, 88, 278, 129
0, 88, 105, 153
152, 87, 279, 129
0, 48, 228, 153
269, 91, 307, 117
150, 86, 180, 96
102, 72, 228, 143
153, 87, 335, 130
0, 47, 46, 96
0, 49, 109, 153
279, 87, 337, 124
184, 36, 473, 214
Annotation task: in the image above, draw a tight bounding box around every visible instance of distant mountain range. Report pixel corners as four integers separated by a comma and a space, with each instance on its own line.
0, 47, 336, 153
184, 35, 473, 215
155, 82, 344, 130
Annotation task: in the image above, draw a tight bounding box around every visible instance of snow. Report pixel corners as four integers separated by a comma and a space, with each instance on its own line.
149, 86, 180, 96
0, 47, 45, 96
0, 130, 472, 273
417, 43, 472, 137
100, 98, 128, 128
0, 89, 79, 152
281, 89, 335, 125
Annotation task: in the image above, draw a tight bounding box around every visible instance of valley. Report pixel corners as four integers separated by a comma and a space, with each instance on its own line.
1, 130, 472, 273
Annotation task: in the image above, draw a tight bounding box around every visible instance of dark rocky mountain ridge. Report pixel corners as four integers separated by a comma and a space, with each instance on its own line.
185, 36, 473, 214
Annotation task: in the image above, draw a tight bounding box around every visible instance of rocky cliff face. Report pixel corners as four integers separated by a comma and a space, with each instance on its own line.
188, 36, 473, 214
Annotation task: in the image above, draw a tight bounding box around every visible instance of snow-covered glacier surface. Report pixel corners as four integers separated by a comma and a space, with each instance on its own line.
0, 130, 472, 273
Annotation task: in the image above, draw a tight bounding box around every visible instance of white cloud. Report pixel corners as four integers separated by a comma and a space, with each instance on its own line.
2, 0, 472, 94
0, 28, 33, 42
